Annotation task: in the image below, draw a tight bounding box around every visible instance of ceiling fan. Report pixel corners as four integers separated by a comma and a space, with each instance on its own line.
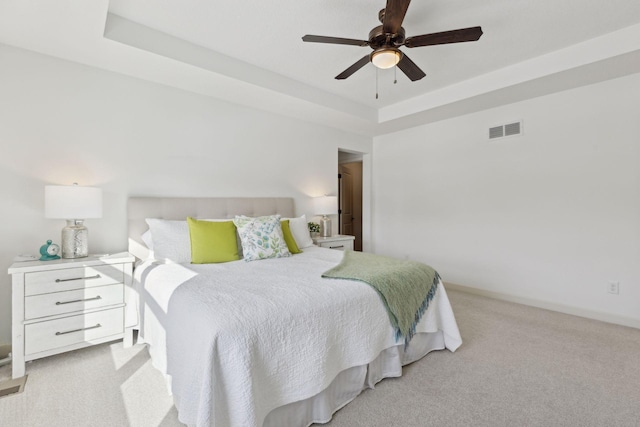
302, 0, 483, 82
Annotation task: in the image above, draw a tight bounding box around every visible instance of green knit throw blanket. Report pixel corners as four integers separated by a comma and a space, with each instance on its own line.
322, 251, 439, 346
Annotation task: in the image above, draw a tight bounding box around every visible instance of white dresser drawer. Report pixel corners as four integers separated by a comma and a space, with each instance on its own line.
316, 240, 354, 251
25, 264, 124, 296
25, 284, 124, 320
25, 307, 124, 356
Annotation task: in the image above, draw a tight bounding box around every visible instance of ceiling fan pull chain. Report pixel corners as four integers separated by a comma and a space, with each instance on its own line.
394, 64, 397, 84
375, 67, 379, 99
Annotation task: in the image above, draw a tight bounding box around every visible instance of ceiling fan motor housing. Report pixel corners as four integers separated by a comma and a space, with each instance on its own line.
368, 25, 406, 49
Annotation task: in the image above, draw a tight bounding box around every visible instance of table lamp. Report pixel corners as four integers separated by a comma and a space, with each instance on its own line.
314, 195, 338, 238
45, 183, 102, 258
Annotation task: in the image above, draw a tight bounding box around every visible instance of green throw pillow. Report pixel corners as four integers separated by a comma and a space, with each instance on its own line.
281, 219, 302, 254
187, 217, 240, 264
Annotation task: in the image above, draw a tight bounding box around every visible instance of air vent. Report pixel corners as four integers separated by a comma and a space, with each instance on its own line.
505, 122, 521, 136
489, 126, 504, 139
0, 374, 26, 399
489, 120, 523, 140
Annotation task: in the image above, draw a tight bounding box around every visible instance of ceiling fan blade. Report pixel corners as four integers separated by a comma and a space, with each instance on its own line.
302, 35, 369, 47
382, 0, 411, 34
405, 26, 483, 48
335, 55, 370, 80
397, 53, 426, 81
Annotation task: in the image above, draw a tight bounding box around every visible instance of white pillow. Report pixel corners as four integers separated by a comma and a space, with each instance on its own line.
145, 219, 191, 263
141, 230, 153, 249
284, 214, 314, 248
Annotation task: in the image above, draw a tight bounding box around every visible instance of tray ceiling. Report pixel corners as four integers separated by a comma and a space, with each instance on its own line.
1, 0, 639, 136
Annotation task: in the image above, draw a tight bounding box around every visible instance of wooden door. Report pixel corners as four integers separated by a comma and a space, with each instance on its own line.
339, 162, 362, 251
339, 168, 354, 236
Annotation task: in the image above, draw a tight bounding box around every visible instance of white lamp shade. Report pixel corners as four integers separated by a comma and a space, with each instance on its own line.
314, 196, 338, 215
45, 185, 103, 219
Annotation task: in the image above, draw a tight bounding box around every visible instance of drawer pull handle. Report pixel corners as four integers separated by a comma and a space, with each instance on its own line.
55, 295, 102, 305
55, 274, 101, 283
330, 245, 344, 249
55, 323, 102, 336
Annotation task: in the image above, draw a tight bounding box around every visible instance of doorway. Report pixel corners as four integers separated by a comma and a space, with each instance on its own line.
338, 151, 363, 251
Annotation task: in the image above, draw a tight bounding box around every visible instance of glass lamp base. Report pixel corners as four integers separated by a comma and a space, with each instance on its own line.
61, 219, 89, 258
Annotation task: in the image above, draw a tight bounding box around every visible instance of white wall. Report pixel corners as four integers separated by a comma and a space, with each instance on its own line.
0, 44, 372, 344
373, 73, 640, 326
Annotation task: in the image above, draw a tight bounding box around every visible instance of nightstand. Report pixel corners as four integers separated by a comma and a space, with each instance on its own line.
7, 252, 134, 379
312, 235, 355, 251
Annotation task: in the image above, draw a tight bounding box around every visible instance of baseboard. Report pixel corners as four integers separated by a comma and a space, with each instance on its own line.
444, 282, 640, 330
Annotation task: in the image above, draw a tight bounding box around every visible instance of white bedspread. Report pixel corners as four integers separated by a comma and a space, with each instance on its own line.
132, 246, 461, 427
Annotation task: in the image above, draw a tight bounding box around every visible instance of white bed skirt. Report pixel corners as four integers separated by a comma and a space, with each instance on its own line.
264, 331, 445, 427
139, 330, 445, 426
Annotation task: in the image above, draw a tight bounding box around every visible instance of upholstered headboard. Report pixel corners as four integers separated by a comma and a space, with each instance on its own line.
127, 197, 295, 260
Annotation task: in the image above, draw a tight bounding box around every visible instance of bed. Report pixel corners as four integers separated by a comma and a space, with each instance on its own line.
125, 197, 462, 427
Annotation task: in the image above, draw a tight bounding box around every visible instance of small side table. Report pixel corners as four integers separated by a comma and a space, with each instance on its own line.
7, 252, 134, 379
312, 235, 355, 251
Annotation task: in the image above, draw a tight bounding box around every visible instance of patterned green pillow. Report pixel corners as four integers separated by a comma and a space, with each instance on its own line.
233, 215, 291, 261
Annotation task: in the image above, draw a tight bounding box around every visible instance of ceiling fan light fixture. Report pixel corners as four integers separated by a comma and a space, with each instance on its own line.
371, 48, 401, 69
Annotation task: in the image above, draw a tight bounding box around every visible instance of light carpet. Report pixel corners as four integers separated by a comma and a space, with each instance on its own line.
1, 289, 639, 427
